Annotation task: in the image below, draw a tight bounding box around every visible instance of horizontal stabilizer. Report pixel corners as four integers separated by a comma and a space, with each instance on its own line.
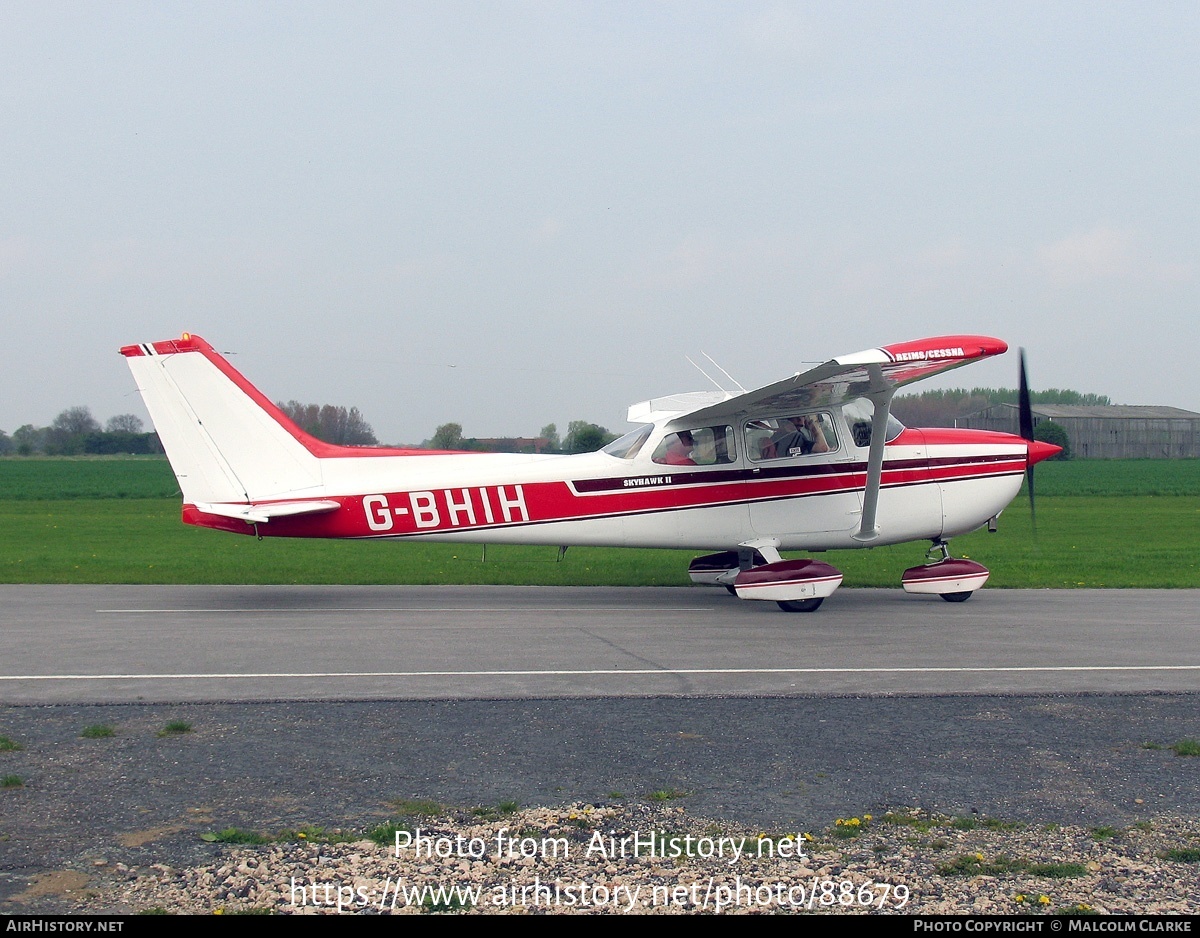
193, 499, 342, 525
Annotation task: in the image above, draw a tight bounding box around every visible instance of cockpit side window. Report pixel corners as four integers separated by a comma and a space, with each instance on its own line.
650, 425, 736, 466
842, 398, 906, 447
746, 413, 839, 461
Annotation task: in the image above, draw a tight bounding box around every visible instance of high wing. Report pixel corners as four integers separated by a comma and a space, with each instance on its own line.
673, 335, 1008, 426
674, 335, 1008, 544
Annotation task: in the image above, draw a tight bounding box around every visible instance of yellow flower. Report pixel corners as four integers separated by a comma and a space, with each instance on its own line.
1015, 895, 1026, 903
1038, 895, 1050, 906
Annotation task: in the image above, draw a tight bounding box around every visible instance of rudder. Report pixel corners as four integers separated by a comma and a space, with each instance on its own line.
121, 335, 324, 505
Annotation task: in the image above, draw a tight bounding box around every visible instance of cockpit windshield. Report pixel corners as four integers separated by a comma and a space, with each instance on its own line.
601, 424, 653, 459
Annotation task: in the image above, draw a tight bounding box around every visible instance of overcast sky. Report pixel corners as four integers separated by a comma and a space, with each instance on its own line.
2, 2, 1197, 443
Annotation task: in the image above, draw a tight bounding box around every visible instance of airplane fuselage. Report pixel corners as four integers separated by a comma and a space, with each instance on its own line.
183, 418, 1028, 553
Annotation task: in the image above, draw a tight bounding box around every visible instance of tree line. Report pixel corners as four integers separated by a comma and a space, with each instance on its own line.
425, 421, 618, 454
4, 386, 1104, 458
0, 407, 162, 456
276, 401, 378, 446
0, 400, 380, 456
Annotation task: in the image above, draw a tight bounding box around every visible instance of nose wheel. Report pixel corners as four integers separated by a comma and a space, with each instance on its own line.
902, 540, 990, 601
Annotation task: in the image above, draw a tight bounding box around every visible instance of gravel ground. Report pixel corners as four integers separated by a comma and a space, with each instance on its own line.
12, 804, 1200, 915
2, 694, 1199, 915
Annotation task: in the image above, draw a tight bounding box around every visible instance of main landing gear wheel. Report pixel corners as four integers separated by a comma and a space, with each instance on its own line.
776, 598, 824, 613
939, 591, 973, 603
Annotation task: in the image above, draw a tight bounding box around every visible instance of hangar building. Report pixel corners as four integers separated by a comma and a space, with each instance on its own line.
958, 404, 1200, 459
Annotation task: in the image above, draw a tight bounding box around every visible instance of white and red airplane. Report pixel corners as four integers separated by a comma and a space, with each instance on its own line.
121, 333, 1060, 612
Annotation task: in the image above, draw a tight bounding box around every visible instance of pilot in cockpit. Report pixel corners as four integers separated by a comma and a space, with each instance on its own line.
771, 414, 830, 457
660, 430, 697, 465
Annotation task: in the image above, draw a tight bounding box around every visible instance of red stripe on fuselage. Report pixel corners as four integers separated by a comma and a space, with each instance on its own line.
183, 450, 1026, 538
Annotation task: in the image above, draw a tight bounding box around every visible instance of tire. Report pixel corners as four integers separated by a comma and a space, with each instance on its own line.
940, 591, 973, 603
776, 598, 823, 613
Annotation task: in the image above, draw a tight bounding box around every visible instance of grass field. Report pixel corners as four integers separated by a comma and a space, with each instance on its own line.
1024, 458, 1200, 497
0, 456, 179, 500
1, 457, 1196, 587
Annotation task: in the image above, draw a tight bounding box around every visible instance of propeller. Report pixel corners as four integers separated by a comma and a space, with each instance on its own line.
1018, 348, 1037, 531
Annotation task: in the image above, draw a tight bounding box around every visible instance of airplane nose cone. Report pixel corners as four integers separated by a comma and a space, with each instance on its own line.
1027, 439, 1062, 466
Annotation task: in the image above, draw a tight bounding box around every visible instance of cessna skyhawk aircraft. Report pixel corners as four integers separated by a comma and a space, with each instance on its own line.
121, 333, 1060, 612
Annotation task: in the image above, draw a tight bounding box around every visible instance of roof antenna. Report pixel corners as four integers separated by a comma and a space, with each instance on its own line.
685, 355, 727, 393
702, 351, 747, 394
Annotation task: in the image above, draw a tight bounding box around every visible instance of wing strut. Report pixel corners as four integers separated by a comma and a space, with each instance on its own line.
853, 364, 895, 543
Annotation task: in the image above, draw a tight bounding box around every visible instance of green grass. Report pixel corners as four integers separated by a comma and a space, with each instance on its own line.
423, 895, 472, 913
1162, 847, 1200, 863
1170, 738, 1200, 757
3, 456, 1193, 501
390, 798, 445, 817
200, 828, 273, 845
0, 458, 1196, 587
0, 736, 21, 752
80, 724, 115, 739
829, 816, 870, 839
938, 854, 1087, 878
1, 775, 23, 789
470, 800, 521, 820
157, 721, 193, 737
0, 457, 178, 500
367, 821, 410, 846
1028, 459, 1200, 497
0, 495, 1196, 587
879, 811, 935, 832
276, 826, 358, 844
1054, 903, 1100, 915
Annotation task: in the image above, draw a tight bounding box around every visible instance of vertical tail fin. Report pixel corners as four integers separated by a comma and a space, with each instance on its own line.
121, 335, 324, 504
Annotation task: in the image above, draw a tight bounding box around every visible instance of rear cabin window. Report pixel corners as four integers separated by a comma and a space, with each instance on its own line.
745, 413, 838, 461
